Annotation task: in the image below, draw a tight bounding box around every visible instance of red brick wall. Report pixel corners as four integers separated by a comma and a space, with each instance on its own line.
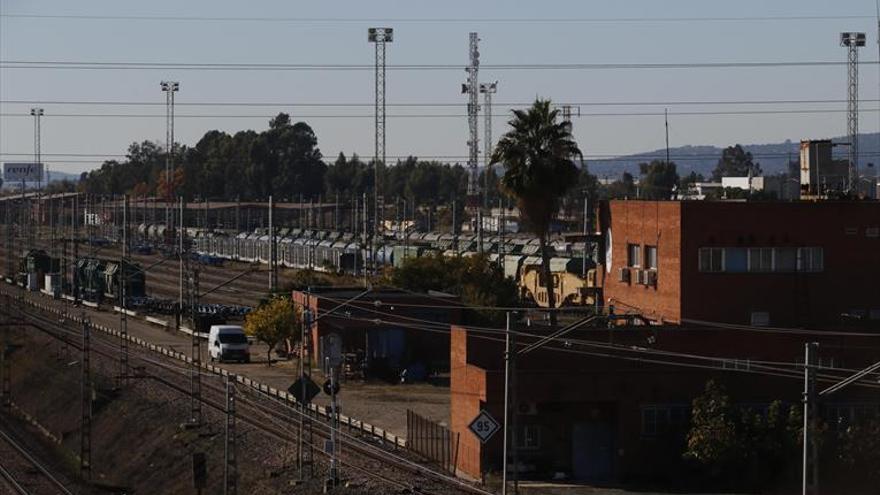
680, 201, 880, 327
450, 326, 486, 479
603, 201, 683, 322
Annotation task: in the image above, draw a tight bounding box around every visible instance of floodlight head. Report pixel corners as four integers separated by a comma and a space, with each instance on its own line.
841, 32, 867, 47
368, 27, 393, 43
29, 108, 43, 116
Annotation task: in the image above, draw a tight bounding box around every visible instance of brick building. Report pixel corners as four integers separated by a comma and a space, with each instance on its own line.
450, 324, 880, 483
291, 287, 459, 379
600, 200, 880, 327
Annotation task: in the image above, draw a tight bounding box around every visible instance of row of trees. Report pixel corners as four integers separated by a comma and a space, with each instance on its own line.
685, 380, 880, 491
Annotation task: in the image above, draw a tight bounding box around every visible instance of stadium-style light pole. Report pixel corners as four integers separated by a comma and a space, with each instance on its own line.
160, 81, 179, 235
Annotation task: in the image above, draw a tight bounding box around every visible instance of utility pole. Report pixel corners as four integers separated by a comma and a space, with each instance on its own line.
224, 374, 238, 495
72, 194, 79, 303
161, 81, 179, 238
269, 196, 277, 293
501, 312, 519, 495
582, 193, 589, 280
362, 193, 368, 287
1, 304, 10, 408
178, 197, 184, 332
480, 81, 498, 212
802, 342, 818, 495
119, 195, 129, 388
80, 315, 92, 480
325, 358, 340, 490
188, 266, 203, 428
368, 27, 393, 247
297, 305, 315, 481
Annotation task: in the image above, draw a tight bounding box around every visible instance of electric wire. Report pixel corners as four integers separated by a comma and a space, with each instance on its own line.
3, 59, 879, 71
1, 13, 873, 23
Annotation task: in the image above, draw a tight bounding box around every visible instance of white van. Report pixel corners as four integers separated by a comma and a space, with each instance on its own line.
208, 325, 251, 363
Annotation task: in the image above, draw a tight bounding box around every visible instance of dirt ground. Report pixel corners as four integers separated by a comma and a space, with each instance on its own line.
1, 323, 421, 494
1, 279, 451, 440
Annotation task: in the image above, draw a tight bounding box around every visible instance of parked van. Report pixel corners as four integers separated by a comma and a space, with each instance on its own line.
208, 325, 251, 363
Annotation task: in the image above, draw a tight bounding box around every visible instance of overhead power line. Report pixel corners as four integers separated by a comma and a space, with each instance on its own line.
0, 13, 873, 23
3, 109, 880, 119
2, 60, 879, 71
4, 98, 879, 107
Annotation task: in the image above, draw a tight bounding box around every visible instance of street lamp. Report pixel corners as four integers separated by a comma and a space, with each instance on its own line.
29, 108, 44, 185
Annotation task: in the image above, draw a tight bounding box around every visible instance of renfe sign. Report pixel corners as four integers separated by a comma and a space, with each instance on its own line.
3, 162, 44, 182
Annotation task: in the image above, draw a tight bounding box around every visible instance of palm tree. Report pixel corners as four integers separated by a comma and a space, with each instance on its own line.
491, 99, 582, 325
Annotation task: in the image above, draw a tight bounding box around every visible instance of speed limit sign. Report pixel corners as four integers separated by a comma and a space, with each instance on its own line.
468, 410, 501, 443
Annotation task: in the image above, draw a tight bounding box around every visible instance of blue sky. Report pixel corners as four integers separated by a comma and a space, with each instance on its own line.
2, 0, 880, 176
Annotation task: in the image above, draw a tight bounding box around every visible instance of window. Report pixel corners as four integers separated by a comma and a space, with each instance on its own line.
641, 405, 691, 436
627, 243, 641, 267
748, 247, 773, 272
775, 248, 797, 272
799, 247, 824, 272
698, 247, 723, 272
750, 311, 770, 327
517, 424, 541, 450
725, 247, 747, 272
645, 246, 658, 270
700, 246, 824, 274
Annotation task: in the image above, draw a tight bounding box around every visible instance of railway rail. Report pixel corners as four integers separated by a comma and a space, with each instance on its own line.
1, 286, 491, 495
0, 422, 76, 495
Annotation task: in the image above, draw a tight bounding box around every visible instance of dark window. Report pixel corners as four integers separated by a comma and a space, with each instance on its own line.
218, 333, 248, 344
628, 243, 641, 267
645, 246, 658, 270
698, 247, 723, 272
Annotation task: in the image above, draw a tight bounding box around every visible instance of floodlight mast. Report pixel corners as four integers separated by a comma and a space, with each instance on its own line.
160, 81, 179, 240
841, 32, 865, 193
368, 27, 392, 270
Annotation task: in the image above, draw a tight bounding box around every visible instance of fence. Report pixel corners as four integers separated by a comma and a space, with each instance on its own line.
406, 409, 459, 475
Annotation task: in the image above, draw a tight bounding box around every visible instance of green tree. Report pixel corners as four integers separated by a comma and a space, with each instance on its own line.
600, 172, 636, 199
686, 380, 741, 468
712, 144, 762, 181
391, 253, 518, 325
491, 99, 581, 325
243, 296, 299, 365
638, 160, 680, 200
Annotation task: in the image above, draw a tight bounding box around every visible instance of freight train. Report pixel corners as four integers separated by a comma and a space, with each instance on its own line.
136, 222, 600, 308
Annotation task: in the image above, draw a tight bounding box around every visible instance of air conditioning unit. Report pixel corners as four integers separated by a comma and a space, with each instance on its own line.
618, 267, 631, 283
635, 269, 647, 285
517, 402, 538, 415
646, 270, 658, 287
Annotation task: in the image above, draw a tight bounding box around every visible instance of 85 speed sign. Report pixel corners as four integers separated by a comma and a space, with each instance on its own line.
468, 410, 501, 443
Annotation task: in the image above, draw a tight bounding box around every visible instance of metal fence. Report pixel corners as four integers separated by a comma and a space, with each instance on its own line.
406, 409, 459, 475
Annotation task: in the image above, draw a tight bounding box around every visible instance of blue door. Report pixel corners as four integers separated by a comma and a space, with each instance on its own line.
571, 421, 614, 482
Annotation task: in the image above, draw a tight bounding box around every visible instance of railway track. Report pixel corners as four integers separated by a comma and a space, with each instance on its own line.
2, 287, 491, 495
0, 422, 76, 495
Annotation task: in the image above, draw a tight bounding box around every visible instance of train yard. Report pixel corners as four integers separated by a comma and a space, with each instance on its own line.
0, 282, 488, 494
0, 422, 79, 495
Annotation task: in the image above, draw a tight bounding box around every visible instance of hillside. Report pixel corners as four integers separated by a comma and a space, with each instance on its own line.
589, 132, 880, 179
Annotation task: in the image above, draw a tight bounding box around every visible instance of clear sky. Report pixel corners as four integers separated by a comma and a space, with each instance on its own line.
2, 0, 880, 176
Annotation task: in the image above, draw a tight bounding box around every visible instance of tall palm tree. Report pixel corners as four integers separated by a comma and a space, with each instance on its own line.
491, 99, 582, 325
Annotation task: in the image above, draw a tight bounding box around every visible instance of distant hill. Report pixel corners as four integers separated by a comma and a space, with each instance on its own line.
589, 132, 880, 179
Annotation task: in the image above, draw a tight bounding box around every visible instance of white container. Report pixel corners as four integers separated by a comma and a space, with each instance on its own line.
44, 273, 61, 297
26, 273, 40, 291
